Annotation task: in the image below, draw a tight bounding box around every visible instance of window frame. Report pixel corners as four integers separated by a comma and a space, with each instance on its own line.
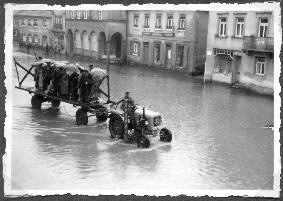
133, 15, 139, 28
98, 11, 103, 20
27, 18, 32, 26
83, 10, 88, 20
155, 14, 162, 29
235, 17, 244, 37
34, 35, 39, 43
218, 17, 227, 37
77, 10, 81, 19
21, 19, 27, 26
71, 11, 75, 19
255, 57, 266, 76
33, 19, 39, 27
178, 15, 186, 30
42, 19, 48, 28
144, 14, 150, 28
258, 17, 268, 38
166, 15, 173, 30
133, 42, 139, 55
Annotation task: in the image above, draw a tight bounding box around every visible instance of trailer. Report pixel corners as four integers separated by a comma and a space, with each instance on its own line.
14, 57, 113, 125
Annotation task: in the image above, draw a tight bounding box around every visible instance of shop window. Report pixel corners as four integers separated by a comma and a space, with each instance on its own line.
27, 19, 32, 26
144, 14, 150, 28
43, 19, 48, 28
83, 10, 88, 19
153, 44, 160, 63
258, 18, 268, 37
235, 17, 244, 37
28, 34, 32, 43
176, 45, 184, 67
71, 11, 75, 19
178, 15, 186, 30
134, 14, 139, 27
98, 11, 103, 20
255, 57, 265, 76
167, 15, 173, 29
34, 35, 39, 43
23, 34, 26, 41
218, 17, 227, 37
33, 19, 38, 26
133, 41, 139, 55
155, 14, 162, 29
76, 11, 81, 19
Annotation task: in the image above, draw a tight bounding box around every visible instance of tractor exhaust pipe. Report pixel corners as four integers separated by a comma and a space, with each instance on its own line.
143, 107, 145, 119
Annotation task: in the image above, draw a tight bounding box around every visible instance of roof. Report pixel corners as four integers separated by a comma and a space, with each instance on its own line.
13, 10, 53, 18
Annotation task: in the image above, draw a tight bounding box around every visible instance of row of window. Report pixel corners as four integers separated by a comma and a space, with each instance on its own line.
20, 18, 49, 28
133, 14, 186, 30
218, 16, 269, 38
70, 10, 103, 20
22, 34, 48, 45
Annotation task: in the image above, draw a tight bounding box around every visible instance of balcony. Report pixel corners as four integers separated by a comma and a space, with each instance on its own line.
243, 36, 273, 52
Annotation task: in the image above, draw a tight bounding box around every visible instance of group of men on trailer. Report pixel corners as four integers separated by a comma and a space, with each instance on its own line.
32, 56, 107, 104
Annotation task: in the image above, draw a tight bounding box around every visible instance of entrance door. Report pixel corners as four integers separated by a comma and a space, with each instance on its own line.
165, 44, 172, 68
232, 56, 241, 85
143, 42, 149, 65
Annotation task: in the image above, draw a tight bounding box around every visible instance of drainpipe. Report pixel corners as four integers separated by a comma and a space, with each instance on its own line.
125, 10, 128, 64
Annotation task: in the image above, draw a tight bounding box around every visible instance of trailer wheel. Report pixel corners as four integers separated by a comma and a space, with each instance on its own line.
109, 114, 124, 139
137, 135, 150, 148
160, 128, 172, 142
76, 109, 88, 125
51, 100, 61, 107
31, 95, 42, 109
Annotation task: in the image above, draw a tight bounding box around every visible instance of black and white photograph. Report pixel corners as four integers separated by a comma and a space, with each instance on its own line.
3, 3, 281, 197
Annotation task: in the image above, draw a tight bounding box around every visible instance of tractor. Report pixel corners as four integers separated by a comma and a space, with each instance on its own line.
108, 95, 172, 148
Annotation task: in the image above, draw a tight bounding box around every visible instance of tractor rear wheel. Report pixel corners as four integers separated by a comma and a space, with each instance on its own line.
137, 135, 150, 148
76, 109, 88, 125
109, 114, 124, 139
160, 128, 172, 142
31, 95, 43, 109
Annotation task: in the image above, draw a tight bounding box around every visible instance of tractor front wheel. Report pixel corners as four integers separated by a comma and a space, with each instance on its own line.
76, 109, 88, 125
137, 135, 150, 148
109, 114, 124, 139
160, 128, 172, 142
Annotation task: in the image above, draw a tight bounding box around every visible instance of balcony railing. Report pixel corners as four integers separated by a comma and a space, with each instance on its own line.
142, 31, 175, 37
243, 36, 274, 52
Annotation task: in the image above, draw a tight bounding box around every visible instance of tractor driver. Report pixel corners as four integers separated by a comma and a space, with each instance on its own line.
117, 92, 135, 121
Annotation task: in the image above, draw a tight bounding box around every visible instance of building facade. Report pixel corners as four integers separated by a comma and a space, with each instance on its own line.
127, 10, 209, 74
52, 10, 66, 53
65, 10, 127, 61
205, 11, 274, 95
13, 10, 54, 48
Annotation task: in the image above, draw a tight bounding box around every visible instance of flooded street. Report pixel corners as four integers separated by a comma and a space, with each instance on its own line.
10, 48, 274, 191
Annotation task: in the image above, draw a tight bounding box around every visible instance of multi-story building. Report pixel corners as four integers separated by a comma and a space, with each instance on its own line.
65, 10, 127, 61
52, 10, 66, 53
13, 10, 53, 48
204, 11, 274, 95
127, 10, 209, 74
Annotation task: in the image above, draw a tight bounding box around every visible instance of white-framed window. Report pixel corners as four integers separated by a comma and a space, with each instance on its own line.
258, 18, 268, 38
218, 17, 227, 37
98, 11, 102, 20
77, 11, 81, 19
134, 14, 139, 27
27, 18, 32, 26
144, 14, 150, 28
83, 10, 88, 19
43, 19, 48, 28
167, 15, 173, 29
33, 19, 38, 26
13, 30, 17, 37
235, 17, 244, 37
23, 34, 26, 41
133, 42, 139, 55
178, 15, 185, 30
71, 11, 75, 19
255, 57, 266, 76
155, 14, 161, 29
34, 35, 39, 43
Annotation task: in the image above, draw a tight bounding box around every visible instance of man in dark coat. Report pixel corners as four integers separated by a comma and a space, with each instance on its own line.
79, 70, 89, 103
70, 72, 79, 101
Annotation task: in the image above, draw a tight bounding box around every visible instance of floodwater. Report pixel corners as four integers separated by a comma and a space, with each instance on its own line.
10, 47, 274, 192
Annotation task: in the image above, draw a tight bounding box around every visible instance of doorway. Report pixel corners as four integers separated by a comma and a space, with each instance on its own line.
143, 42, 149, 65
232, 56, 241, 85
165, 44, 172, 68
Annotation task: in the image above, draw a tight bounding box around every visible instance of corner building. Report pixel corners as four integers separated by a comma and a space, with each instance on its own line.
204, 11, 274, 95
65, 10, 127, 61
127, 10, 209, 74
